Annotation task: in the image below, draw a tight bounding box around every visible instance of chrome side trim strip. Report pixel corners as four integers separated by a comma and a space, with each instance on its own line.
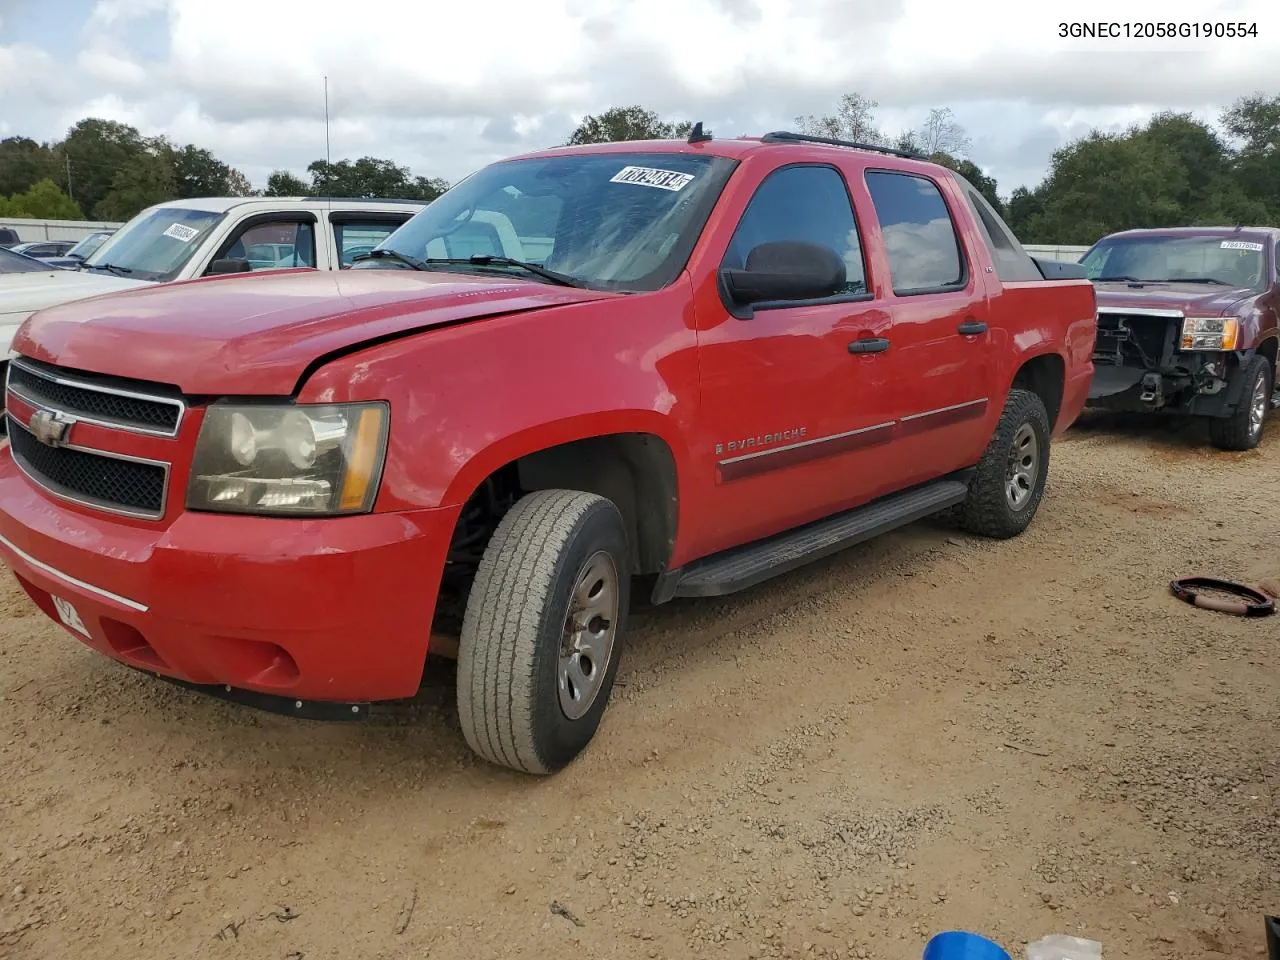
899, 398, 989, 423
8, 357, 185, 438
0, 531, 149, 612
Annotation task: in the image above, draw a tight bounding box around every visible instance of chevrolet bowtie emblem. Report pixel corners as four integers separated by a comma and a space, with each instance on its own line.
28, 409, 73, 447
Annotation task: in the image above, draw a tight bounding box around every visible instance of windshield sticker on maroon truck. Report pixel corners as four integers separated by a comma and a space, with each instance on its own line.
162, 223, 201, 243
609, 166, 695, 192
1220, 240, 1263, 251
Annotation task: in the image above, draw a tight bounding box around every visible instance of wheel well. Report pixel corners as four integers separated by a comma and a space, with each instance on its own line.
1011, 353, 1065, 429
1257, 336, 1277, 372
436, 433, 679, 632
513, 433, 678, 575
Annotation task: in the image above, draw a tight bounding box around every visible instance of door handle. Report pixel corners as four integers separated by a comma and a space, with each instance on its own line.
848, 337, 890, 354
957, 319, 988, 336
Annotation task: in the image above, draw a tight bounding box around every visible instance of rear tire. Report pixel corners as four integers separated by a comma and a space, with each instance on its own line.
457, 489, 630, 775
951, 388, 1052, 540
1209, 354, 1271, 451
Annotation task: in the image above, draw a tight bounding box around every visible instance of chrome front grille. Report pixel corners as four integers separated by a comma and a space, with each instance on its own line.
6, 416, 169, 518
4, 358, 180, 520
6, 357, 184, 437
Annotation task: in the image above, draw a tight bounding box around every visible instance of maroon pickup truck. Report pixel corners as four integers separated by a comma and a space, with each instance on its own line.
1082, 226, 1279, 449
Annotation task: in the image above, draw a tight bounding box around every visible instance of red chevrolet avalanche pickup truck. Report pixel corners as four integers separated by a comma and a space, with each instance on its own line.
0, 130, 1097, 774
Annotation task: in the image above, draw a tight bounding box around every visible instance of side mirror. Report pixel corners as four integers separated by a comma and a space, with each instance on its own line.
208, 258, 251, 275
720, 240, 846, 308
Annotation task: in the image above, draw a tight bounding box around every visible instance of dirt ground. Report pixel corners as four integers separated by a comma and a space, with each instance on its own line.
1, 411, 1278, 960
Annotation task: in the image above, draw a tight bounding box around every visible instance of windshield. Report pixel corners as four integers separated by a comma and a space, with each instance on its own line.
1081, 234, 1268, 289
66, 231, 111, 260
83, 207, 225, 282
0, 246, 53, 274
358, 151, 738, 291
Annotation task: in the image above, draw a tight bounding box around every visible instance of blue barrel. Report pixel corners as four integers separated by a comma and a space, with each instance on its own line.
922, 931, 1011, 960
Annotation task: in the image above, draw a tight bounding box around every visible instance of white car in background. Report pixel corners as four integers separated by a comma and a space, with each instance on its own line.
0, 195, 428, 416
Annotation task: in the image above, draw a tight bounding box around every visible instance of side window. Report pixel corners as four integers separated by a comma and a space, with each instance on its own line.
722, 165, 867, 295
333, 220, 404, 267
865, 171, 965, 294
961, 184, 1043, 283
220, 220, 316, 272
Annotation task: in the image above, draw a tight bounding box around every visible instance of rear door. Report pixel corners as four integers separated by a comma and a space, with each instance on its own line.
858, 168, 998, 486
690, 160, 897, 556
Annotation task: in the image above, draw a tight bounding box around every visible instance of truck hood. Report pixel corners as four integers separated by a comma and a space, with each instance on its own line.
0, 266, 149, 316
1092, 280, 1257, 316
14, 267, 620, 395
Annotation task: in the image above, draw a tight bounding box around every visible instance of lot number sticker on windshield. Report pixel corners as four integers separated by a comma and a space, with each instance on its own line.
1221, 240, 1263, 251
163, 223, 200, 243
609, 166, 694, 192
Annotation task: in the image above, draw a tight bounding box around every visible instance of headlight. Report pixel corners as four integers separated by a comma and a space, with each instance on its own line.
187, 402, 389, 516
1180, 316, 1238, 351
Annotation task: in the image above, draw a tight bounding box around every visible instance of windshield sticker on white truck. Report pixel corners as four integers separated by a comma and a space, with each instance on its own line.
1220, 240, 1263, 251
609, 166, 694, 192
162, 223, 200, 243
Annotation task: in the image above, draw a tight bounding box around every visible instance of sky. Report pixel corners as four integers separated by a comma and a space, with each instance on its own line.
1, 0, 1277, 200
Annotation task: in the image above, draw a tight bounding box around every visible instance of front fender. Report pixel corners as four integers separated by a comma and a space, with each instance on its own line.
296, 284, 701, 514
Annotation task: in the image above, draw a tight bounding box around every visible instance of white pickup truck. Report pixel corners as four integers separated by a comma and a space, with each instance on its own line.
0, 196, 427, 406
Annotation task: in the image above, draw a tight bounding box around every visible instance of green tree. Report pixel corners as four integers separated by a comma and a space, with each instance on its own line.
0, 179, 85, 219
1221, 92, 1280, 220
95, 150, 176, 221
565, 106, 690, 145
0, 136, 59, 197
170, 144, 232, 197
1021, 132, 1187, 244
307, 156, 446, 200
1005, 186, 1048, 241
264, 170, 310, 196
226, 168, 254, 197
1135, 112, 1233, 220
56, 118, 150, 218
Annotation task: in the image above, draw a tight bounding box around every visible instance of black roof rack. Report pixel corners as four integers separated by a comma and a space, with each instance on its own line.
759, 130, 926, 161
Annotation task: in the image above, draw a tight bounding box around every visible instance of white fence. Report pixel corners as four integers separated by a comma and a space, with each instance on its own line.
1024, 244, 1091, 262
1, 217, 124, 243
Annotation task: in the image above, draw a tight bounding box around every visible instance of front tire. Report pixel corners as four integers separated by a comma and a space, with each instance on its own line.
457, 489, 631, 775
1209, 354, 1272, 451
952, 388, 1052, 539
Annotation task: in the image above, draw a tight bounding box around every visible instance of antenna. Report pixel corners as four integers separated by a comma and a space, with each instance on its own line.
323, 75, 331, 197
687, 121, 712, 144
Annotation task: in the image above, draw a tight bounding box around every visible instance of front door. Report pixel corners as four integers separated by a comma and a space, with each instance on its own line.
688, 160, 899, 559
859, 169, 997, 487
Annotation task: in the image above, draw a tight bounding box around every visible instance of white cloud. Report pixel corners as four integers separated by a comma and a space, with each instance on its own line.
1, 0, 1277, 194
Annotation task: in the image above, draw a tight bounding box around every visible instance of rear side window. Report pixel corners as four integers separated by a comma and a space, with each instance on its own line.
959, 181, 1043, 282
723, 164, 868, 295
865, 171, 965, 295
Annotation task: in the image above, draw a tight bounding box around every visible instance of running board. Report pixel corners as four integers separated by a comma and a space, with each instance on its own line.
655, 476, 971, 601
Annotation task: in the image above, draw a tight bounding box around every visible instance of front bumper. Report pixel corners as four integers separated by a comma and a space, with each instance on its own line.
0, 453, 458, 702
1087, 351, 1239, 416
